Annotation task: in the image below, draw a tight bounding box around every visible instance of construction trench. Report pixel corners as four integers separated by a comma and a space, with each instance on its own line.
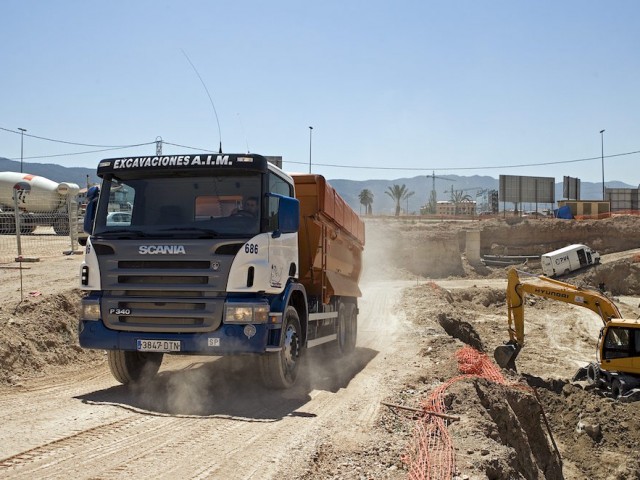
395, 283, 640, 480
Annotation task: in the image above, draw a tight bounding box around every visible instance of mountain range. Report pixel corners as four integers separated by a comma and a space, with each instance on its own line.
0, 157, 634, 214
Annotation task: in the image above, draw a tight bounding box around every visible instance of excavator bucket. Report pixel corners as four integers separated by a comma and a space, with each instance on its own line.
494, 342, 521, 370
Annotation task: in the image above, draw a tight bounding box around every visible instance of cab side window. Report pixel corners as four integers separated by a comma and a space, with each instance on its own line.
603, 327, 631, 359
267, 172, 294, 231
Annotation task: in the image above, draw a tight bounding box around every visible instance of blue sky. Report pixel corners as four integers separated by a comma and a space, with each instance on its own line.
1, 1, 639, 184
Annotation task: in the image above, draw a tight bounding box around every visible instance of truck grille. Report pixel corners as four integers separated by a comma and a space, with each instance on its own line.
118, 260, 211, 269
103, 293, 220, 331
98, 245, 230, 333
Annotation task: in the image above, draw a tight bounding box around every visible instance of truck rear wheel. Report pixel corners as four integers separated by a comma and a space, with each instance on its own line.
327, 302, 357, 356
260, 306, 302, 389
108, 350, 163, 384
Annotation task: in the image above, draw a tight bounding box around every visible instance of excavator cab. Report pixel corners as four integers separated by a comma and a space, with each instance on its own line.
494, 341, 521, 370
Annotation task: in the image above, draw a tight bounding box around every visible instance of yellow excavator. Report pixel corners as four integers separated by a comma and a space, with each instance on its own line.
494, 268, 640, 399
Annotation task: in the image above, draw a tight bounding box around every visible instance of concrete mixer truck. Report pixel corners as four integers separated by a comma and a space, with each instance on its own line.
0, 172, 80, 235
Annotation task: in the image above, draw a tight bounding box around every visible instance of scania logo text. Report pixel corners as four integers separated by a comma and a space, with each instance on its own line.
139, 245, 186, 255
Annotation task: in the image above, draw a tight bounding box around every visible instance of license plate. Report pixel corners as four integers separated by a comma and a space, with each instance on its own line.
136, 339, 181, 352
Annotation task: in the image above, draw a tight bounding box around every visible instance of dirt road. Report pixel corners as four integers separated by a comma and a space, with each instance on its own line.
0, 279, 416, 479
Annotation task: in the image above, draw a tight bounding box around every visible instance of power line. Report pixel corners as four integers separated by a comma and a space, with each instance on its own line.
281, 150, 640, 172
0, 126, 152, 148
163, 141, 218, 153
3, 125, 639, 173
7, 145, 155, 161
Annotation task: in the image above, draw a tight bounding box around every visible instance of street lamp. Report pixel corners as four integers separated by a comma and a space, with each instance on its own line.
600, 129, 605, 201
308, 126, 313, 174
18, 128, 27, 173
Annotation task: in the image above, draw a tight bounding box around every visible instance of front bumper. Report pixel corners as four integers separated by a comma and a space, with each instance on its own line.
78, 320, 277, 355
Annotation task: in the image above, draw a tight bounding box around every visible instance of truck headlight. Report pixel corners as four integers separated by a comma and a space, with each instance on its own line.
81, 298, 101, 321
81, 265, 89, 286
225, 304, 269, 324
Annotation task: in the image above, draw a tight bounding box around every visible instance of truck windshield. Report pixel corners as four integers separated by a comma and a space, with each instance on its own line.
93, 173, 262, 238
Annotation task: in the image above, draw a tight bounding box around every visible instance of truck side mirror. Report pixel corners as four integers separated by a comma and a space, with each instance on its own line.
278, 196, 299, 234
267, 193, 299, 235
84, 185, 100, 234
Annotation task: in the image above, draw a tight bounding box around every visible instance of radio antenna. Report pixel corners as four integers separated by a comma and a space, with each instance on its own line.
181, 49, 223, 153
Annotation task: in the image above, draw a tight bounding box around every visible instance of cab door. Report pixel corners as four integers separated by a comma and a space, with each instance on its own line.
601, 326, 640, 375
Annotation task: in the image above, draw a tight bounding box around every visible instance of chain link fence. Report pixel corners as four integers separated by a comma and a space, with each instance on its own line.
0, 179, 83, 265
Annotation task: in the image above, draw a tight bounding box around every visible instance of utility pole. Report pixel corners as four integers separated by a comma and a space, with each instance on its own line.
18, 128, 27, 173
308, 126, 313, 174
600, 129, 605, 201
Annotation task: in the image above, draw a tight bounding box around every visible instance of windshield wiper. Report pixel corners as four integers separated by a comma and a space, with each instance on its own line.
158, 227, 221, 237
96, 229, 150, 238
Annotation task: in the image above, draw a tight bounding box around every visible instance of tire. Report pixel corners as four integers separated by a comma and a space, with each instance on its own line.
343, 303, 358, 354
260, 306, 303, 389
586, 362, 601, 386
611, 378, 626, 399
327, 302, 357, 357
108, 350, 163, 384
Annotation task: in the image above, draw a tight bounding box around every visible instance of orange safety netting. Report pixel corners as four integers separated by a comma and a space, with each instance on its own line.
404, 346, 528, 480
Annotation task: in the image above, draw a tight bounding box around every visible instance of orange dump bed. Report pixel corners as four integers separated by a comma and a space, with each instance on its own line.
292, 174, 365, 302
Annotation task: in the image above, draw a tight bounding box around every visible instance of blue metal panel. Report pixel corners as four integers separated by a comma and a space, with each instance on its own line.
79, 320, 270, 355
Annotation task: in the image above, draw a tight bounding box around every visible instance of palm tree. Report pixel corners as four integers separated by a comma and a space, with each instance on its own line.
404, 191, 415, 214
358, 189, 374, 215
385, 184, 414, 216
450, 189, 473, 216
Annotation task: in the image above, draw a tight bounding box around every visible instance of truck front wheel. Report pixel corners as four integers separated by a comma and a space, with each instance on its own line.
260, 306, 303, 389
107, 350, 163, 384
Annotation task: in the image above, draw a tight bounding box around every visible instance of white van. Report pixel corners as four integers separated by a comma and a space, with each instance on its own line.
541, 244, 600, 277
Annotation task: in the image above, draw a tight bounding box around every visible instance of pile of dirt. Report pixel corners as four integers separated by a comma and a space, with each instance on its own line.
0, 289, 102, 385
582, 258, 640, 295
535, 382, 640, 479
